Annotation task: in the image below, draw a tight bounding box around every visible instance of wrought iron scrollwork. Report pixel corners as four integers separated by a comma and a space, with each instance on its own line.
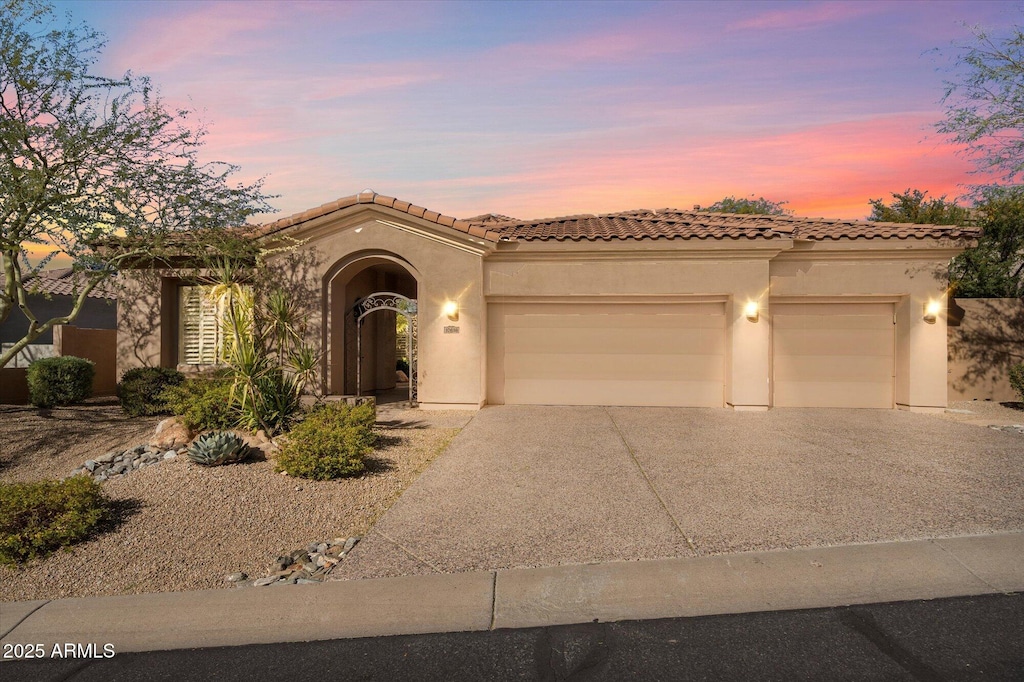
354, 292, 417, 407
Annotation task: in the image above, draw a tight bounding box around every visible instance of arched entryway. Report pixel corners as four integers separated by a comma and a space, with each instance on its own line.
325, 252, 419, 405
354, 292, 417, 406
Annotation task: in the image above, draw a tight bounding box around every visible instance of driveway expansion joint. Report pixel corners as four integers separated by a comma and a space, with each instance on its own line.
603, 407, 699, 556
377, 531, 444, 573
488, 571, 498, 630
0, 599, 50, 640
930, 537, 1008, 594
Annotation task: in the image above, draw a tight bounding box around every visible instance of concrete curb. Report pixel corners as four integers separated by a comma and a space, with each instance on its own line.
1, 532, 1020, 656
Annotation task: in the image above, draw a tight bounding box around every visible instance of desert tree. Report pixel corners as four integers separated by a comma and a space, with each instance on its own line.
700, 195, 792, 215
937, 16, 1024, 186
0, 0, 273, 368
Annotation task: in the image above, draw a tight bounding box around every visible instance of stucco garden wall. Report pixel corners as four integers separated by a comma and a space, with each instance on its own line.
948, 298, 1024, 402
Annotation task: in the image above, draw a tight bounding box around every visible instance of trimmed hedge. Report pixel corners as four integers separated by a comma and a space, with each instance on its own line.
161, 375, 237, 431
275, 402, 376, 480
1010, 362, 1024, 402
0, 477, 111, 565
26, 356, 95, 408
117, 367, 185, 416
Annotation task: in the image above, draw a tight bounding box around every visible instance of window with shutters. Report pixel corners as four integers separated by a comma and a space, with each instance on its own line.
178, 285, 223, 365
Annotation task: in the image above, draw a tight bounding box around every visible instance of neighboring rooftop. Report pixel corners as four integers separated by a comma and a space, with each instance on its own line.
258, 190, 981, 243
25, 268, 118, 299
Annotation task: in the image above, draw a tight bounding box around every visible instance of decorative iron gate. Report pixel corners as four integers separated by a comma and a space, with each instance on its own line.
353, 292, 417, 407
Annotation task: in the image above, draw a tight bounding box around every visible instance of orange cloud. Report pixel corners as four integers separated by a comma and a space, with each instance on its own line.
391, 113, 980, 222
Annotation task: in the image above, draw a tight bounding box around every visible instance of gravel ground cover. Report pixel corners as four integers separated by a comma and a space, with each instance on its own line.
0, 399, 466, 601
932, 400, 1024, 429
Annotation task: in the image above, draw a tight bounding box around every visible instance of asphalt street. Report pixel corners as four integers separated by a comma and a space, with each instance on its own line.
3, 593, 1021, 681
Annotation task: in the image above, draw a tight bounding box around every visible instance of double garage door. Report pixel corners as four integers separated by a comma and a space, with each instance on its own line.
487, 302, 726, 407
487, 301, 895, 409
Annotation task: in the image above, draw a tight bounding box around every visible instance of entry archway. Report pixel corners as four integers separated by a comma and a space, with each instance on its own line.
325, 251, 419, 402
354, 292, 417, 406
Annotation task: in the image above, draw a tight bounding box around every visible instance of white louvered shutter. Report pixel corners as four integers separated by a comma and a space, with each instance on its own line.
179, 286, 221, 365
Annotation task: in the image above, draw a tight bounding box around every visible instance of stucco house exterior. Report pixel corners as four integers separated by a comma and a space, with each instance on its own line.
117, 189, 978, 412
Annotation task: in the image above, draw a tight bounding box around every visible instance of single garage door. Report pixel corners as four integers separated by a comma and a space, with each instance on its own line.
772, 302, 895, 408
487, 302, 726, 407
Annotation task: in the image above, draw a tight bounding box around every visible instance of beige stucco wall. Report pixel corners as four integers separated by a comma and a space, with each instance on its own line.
281, 208, 488, 408
114, 207, 965, 412
770, 246, 956, 411
948, 298, 1024, 402
116, 270, 166, 377
484, 246, 778, 409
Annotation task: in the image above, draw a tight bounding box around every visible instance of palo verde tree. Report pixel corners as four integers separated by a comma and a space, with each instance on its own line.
936, 16, 1024, 186
700, 195, 792, 215
867, 188, 1023, 298
928, 15, 1023, 298
867, 189, 971, 225
0, 0, 273, 368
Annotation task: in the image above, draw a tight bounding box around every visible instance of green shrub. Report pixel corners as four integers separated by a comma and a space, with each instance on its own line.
275, 402, 377, 480
161, 375, 237, 431
1010, 362, 1024, 402
117, 367, 185, 416
26, 356, 95, 408
186, 431, 251, 466
235, 368, 302, 435
0, 477, 111, 565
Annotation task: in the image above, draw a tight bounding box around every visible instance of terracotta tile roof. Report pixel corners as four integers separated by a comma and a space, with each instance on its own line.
258, 190, 507, 242
487, 208, 980, 242
256, 191, 980, 244
26, 269, 117, 299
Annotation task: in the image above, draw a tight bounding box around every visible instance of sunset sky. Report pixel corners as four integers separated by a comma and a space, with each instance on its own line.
51, 0, 1015, 224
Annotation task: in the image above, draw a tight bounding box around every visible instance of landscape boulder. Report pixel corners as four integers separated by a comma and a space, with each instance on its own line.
151, 417, 194, 449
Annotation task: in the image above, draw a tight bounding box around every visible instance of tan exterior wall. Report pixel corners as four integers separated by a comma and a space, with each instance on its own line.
112, 205, 967, 412
284, 209, 488, 408
54, 326, 117, 396
948, 298, 1024, 402
116, 271, 167, 378
484, 248, 779, 409
770, 250, 954, 411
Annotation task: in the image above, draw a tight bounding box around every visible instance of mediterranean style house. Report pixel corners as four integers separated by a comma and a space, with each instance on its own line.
117, 189, 977, 412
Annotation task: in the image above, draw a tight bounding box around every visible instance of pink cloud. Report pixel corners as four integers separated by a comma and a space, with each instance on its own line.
105, 2, 329, 74
383, 113, 978, 222
727, 1, 882, 32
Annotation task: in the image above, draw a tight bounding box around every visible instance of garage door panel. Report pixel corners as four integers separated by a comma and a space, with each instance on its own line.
772, 302, 894, 409
506, 324, 725, 356
491, 302, 726, 407
773, 329, 894, 357
504, 379, 724, 407
773, 314, 893, 331
506, 311, 724, 329
505, 352, 726, 382
773, 381, 895, 409
773, 355, 894, 382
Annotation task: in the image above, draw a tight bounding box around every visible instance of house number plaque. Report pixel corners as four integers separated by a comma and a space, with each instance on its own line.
444, 326, 460, 334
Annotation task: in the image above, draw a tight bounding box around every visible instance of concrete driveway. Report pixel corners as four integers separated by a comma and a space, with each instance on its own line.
335, 406, 1024, 581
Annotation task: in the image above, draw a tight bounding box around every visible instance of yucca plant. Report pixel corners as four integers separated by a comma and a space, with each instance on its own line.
186, 431, 251, 466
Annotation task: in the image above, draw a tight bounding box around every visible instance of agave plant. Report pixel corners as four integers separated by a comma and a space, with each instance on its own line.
187, 431, 251, 466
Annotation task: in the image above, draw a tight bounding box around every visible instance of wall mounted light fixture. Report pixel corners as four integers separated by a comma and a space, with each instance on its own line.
443, 300, 459, 321
744, 300, 759, 322
923, 299, 942, 323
